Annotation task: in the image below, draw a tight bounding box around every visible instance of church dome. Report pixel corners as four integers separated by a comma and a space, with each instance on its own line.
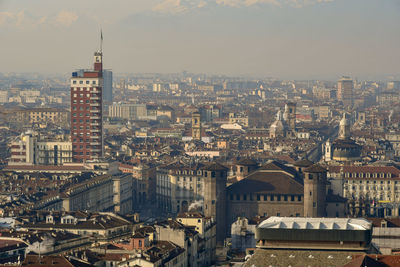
332, 139, 361, 161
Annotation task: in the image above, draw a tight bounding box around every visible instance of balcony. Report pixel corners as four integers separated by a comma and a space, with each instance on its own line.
91, 129, 101, 132
90, 122, 100, 126
90, 142, 101, 145
91, 96, 100, 100
91, 149, 101, 152
90, 116, 101, 120
90, 102, 100, 106
90, 109, 101, 113
90, 135, 100, 139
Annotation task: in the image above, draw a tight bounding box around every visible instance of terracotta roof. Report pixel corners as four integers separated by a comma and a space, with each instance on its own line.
368, 218, 400, 228
293, 159, 314, 167
342, 255, 387, 267
258, 161, 297, 177
304, 164, 326, 173
202, 162, 228, 171
235, 158, 258, 166
227, 171, 303, 195
22, 255, 74, 267
4, 165, 87, 171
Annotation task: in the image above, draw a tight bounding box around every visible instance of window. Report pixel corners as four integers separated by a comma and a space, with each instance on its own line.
284, 195, 288, 201
230, 194, 233, 200
313, 202, 316, 207
86, 80, 90, 84
236, 194, 240, 201
79, 80, 83, 84
291, 195, 295, 201
257, 194, 261, 201
243, 194, 247, 201
271, 195, 274, 201
277, 195, 281, 201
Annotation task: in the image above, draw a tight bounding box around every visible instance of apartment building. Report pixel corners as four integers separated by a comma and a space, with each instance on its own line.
9, 132, 72, 165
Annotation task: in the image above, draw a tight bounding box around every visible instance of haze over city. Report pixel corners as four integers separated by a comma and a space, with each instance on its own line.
1, 0, 400, 79
1, 0, 400, 266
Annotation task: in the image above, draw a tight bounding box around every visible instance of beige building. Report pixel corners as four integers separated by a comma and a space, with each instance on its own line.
108, 103, 147, 120
35, 173, 133, 215
24, 211, 131, 243
154, 219, 204, 267
329, 165, 400, 217
229, 112, 249, 127
119, 163, 156, 208
177, 212, 217, 265
9, 132, 72, 165
156, 162, 205, 214
10, 108, 69, 125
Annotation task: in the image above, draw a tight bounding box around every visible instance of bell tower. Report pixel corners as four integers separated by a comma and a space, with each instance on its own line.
192, 112, 201, 141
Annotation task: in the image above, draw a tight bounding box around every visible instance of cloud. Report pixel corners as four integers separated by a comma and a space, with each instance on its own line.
152, 0, 334, 13
55, 10, 78, 27
153, 0, 209, 14
0, 10, 76, 28
216, 0, 281, 7
153, 0, 189, 14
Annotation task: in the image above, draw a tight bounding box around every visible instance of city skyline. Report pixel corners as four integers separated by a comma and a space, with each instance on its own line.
1, 0, 400, 80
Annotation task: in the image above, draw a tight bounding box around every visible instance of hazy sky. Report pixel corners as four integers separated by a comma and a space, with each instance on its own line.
1, 0, 400, 80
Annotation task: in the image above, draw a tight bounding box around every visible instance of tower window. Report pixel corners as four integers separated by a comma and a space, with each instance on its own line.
310, 191, 312, 196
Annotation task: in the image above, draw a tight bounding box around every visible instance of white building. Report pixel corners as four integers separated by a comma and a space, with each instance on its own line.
9, 132, 72, 165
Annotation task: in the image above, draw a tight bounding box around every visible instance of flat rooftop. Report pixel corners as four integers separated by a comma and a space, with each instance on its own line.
258, 217, 372, 231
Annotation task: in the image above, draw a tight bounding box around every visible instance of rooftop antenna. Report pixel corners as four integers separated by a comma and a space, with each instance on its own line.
100, 28, 103, 53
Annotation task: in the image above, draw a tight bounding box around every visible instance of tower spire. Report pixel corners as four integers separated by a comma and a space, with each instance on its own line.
100, 29, 103, 53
